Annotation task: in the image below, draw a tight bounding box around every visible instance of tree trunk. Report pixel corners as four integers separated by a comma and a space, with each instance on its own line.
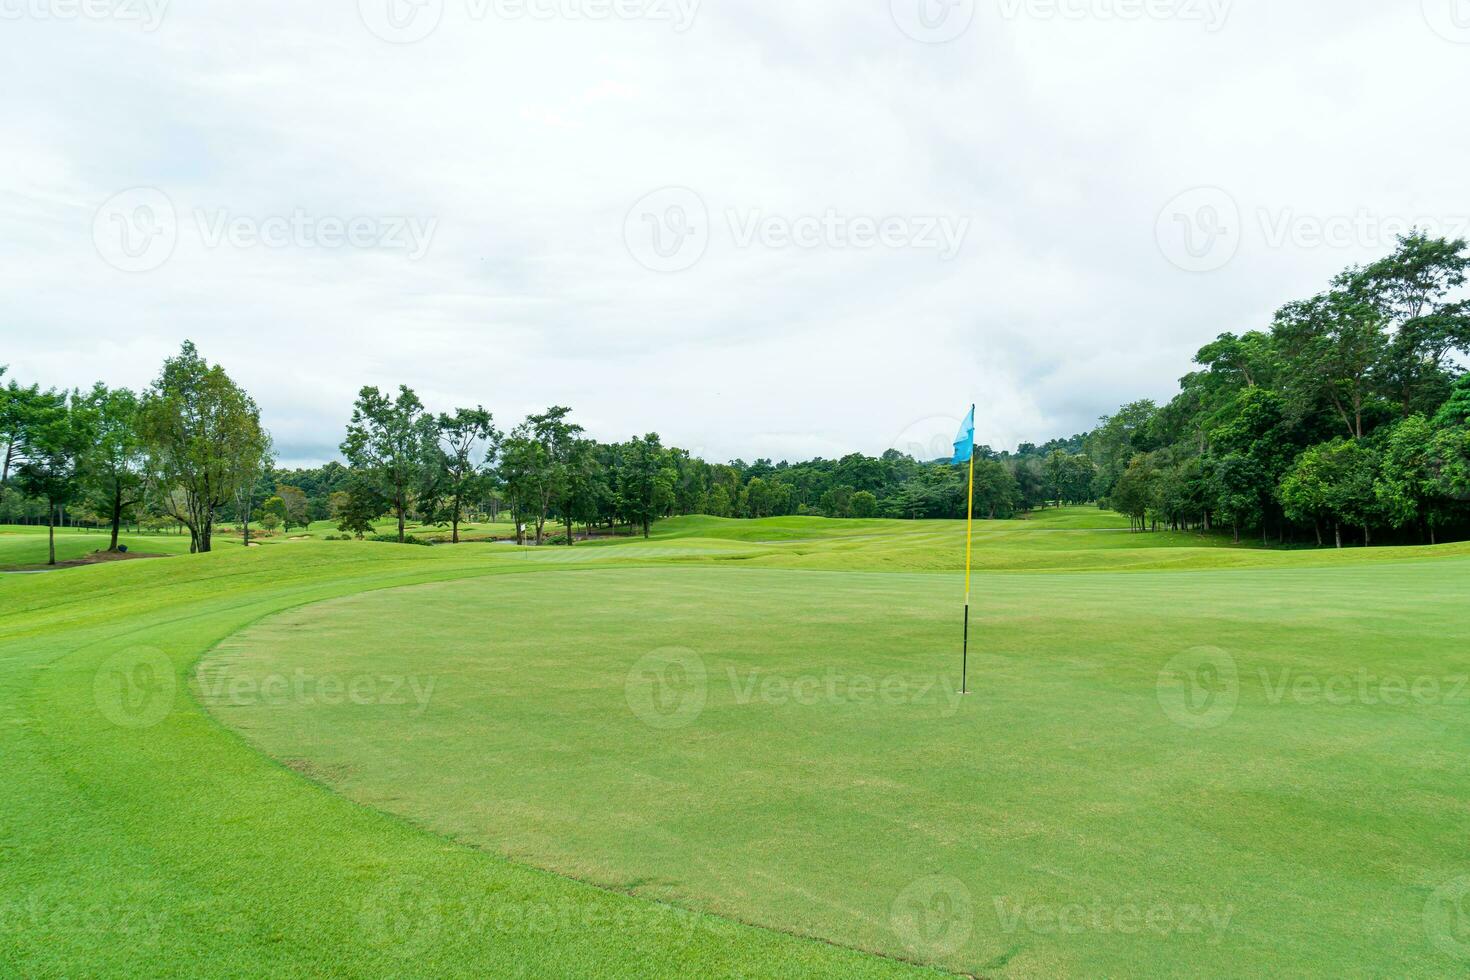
452, 498, 461, 544
1232, 524, 1240, 544
1334, 523, 1342, 549
110, 485, 123, 551
48, 508, 56, 565
565, 517, 574, 546
1430, 524, 1437, 546
398, 505, 406, 544
1314, 521, 1322, 547
1363, 526, 1371, 547
643, 517, 650, 539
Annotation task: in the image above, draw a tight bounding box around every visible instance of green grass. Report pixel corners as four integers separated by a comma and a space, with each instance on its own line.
0, 524, 198, 570
0, 517, 524, 570
5, 507, 1470, 976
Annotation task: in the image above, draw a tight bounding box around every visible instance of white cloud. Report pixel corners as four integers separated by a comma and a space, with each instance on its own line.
2, 0, 1467, 466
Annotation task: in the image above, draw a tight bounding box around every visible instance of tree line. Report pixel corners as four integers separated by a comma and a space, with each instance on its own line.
0, 343, 269, 564
1, 346, 1101, 560
326, 387, 1097, 544
10, 235, 1461, 561
1084, 233, 1470, 545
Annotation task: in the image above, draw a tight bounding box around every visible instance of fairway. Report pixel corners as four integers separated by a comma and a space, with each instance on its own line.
7, 511, 1470, 976
182, 516, 1468, 976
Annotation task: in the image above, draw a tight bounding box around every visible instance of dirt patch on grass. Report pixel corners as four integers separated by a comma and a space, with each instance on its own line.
282, 758, 353, 784
3, 550, 169, 572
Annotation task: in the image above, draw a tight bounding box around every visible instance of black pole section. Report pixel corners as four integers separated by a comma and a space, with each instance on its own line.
961, 604, 970, 695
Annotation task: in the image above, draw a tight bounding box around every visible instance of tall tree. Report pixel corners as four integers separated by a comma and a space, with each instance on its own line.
435, 406, 499, 544
340, 385, 438, 544
1274, 291, 1388, 440
15, 393, 93, 566
1376, 415, 1447, 543
1, 372, 66, 487
80, 383, 145, 551
505, 407, 582, 545
276, 484, 309, 531
1352, 232, 1470, 414
618, 433, 674, 538
137, 342, 271, 553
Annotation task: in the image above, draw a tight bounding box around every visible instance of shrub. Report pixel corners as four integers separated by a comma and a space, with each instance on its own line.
369, 534, 433, 546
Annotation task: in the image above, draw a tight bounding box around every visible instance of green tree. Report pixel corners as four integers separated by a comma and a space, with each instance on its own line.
276, 484, 309, 531
972, 459, 1020, 519
78, 383, 145, 551
260, 495, 288, 531
1210, 454, 1268, 544
335, 479, 388, 539
1111, 454, 1159, 532
1280, 445, 1337, 546
850, 490, 878, 518
15, 393, 94, 565
818, 484, 854, 518
1274, 290, 1388, 440
340, 385, 438, 544
0, 372, 66, 487
1042, 450, 1068, 508
502, 407, 582, 545
619, 433, 673, 537
1376, 415, 1446, 543
1281, 439, 1382, 547
435, 406, 499, 544
137, 342, 272, 553
706, 483, 732, 518
1433, 375, 1470, 428
557, 438, 602, 544
1353, 232, 1470, 414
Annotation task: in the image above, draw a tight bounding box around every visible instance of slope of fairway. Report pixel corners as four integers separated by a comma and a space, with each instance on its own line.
0, 544, 934, 978
648, 510, 1470, 573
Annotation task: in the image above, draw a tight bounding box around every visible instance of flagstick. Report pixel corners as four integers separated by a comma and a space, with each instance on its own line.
962, 406, 975, 695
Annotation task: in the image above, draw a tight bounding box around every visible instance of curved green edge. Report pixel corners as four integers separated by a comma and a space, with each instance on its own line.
1, 543, 946, 978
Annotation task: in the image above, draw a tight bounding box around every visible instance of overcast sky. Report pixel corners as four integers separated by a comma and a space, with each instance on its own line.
3, 0, 1468, 465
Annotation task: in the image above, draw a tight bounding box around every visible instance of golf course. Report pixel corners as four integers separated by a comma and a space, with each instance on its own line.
5, 508, 1469, 977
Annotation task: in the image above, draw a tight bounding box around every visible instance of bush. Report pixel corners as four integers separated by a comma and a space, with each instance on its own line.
369, 534, 433, 546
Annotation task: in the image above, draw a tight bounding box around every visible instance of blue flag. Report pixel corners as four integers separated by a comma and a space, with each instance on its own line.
950, 406, 975, 465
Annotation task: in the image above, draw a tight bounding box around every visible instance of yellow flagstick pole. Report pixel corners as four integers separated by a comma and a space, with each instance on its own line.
962, 405, 975, 695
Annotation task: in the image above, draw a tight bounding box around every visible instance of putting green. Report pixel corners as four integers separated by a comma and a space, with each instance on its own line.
201, 557, 1470, 976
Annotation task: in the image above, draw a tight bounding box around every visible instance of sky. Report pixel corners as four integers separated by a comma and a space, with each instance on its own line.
3, 0, 1469, 466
